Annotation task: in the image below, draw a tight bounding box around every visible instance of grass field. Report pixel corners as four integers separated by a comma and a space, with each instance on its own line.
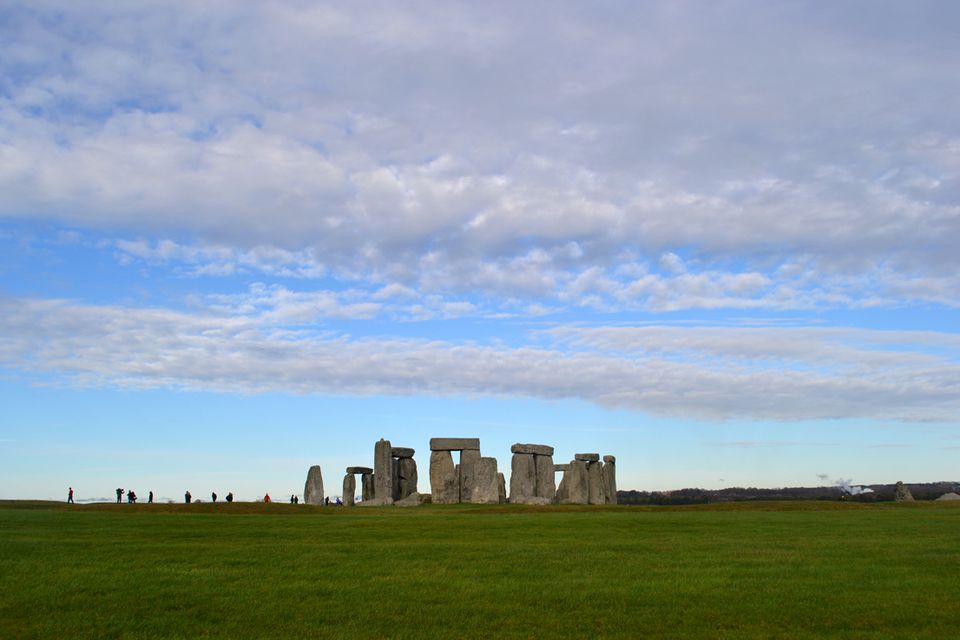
1, 500, 958, 639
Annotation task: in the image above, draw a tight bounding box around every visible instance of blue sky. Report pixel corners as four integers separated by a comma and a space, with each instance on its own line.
1, 1, 958, 501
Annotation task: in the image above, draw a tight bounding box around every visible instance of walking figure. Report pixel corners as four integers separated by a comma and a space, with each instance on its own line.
127, 490, 137, 504
148, 491, 154, 504
211, 492, 217, 503
67, 487, 74, 504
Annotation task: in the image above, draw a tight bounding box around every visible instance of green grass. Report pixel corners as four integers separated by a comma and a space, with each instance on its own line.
1, 500, 958, 639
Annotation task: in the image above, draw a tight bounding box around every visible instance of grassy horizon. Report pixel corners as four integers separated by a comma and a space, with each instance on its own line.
2, 500, 958, 638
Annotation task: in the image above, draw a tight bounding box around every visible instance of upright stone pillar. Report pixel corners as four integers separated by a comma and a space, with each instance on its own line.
459, 449, 481, 503
497, 472, 506, 504
587, 461, 604, 505
374, 438, 394, 504
430, 450, 459, 504
397, 457, 418, 500
560, 460, 589, 504
474, 457, 501, 504
602, 455, 617, 504
304, 465, 324, 505
534, 454, 556, 501
361, 473, 375, 501
510, 453, 536, 503
343, 474, 356, 507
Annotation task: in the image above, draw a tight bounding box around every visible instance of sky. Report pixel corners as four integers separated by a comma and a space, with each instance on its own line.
1, 1, 958, 502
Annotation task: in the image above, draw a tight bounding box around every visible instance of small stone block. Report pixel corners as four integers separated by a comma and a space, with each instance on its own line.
346, 466, 373, 475
553, 463, 570, 472
603, 455, 616, 463
575, 453, 600, 462
430, 437, 480, 451
510, 443, 555, 456
391, 447, 415, 458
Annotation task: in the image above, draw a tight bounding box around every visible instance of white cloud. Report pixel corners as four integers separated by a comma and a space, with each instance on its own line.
2, 296, 959, 422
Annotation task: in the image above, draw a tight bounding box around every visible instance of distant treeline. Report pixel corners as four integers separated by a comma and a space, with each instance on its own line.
617, 482, 960, 505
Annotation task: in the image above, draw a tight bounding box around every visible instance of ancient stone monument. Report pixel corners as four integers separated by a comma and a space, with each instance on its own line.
555, 453, 616, 504
343, 466, 373, 507
303, 465, 324, 505
509, 443, 555, 504
429, 437, 504, 504
391, 447, 418, 501
373, 438, 394, 504
894, 481, 914, 502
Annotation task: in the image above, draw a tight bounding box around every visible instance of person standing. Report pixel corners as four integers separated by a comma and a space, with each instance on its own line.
148, 490, 154, 504
211, 492, 217, 503
116, 488, 123, 504
263, 493, 271, 503
67, 487, 74, 504
184, 490, 192, 504
225, 492, 234, 503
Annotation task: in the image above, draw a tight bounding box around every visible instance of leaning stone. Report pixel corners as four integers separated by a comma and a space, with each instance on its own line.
473, 457, 500, 504
303, 465, 324, 505
430, 450, 459, 504
397, 457, 418, 500
391, 447, 415, 459
602, 459, 617, 505
587, 461, 604, 504
554, 463, 570, 473
498, 472, 506, 504
459, 449, 481, 503
346, 466, 373, 475
342, 474, 356, 507
374, 438, 394, 504
395, 492, 425, 507
361, 473, 375, 501
560, 460, 589, 504
511, 443, 555, 456
894, 481, 914, 502
534, 454, 556, 501
510, 453, 536, 502
575, 453, 600, 462
429, 437, 480, 451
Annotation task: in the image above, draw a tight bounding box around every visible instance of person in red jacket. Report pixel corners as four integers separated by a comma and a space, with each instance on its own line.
263, 493, 271, 503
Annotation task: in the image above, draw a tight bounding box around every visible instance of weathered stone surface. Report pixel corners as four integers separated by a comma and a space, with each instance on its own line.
397, 457, 418, 500
512, 496, 553, 505
559, 460, 589, 504
391, 447, 415, 458
346, 466, 373, 475
395, 492, 426, 507
587, 461, 604, 505
534, 454, 556, 501
473, 457, 500, 504
603, 455, 616, 464
511, 443, 555, 456
361, 473, 375, 501
357, 497, 392, 507
429, 437, 480, 451
602, 459, 617, 505
510, 452, 536, 502
555, 467, 569, 503
342, 474, 356, 507
575, 453, 600, 462
392, 458, 401, 501
894, 481, 914, 502
498, 472, 506, 504
303, 465, 324, 505
374, 438, 394, 504
430, 450, 459, 504
554, 463, 570, 473
936, 492, 960, 501
459, 449, 481, 503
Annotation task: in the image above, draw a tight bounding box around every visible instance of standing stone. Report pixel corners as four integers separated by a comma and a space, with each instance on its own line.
587, 461, 604, 505
392, 458, 401, 501
534, 454, 556, 501
361, 473, 375, 501
602, 456, 617, 505
374, 438, 394, 504
397, 457, 419, 500
894, 481, 914, 502
459, 449, 481, 503
560, 460, 589, 504
303, 465, 324, 505
430, 450, 459, 504
498, 472, 506, 504
555, 467, 569, 503
474, 457, 500, 504
510, 453, 536, 503
342, 474, 356, 507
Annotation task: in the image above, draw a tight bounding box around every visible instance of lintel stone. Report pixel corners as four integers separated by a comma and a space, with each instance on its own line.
554, 463, 570, 472
575, 453, 600, 462
391, 447, 415, 458
603, 455, 616, 463
346, 466, 373, 475
430, 437, 480, 451
510, 443, 555, 456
